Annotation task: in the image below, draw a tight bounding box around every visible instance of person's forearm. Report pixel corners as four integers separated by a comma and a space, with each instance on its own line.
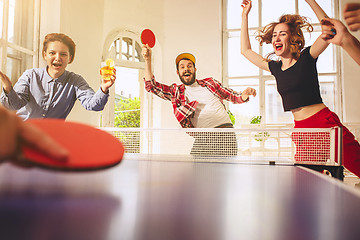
306, 0, 328, 21
145, 60, 153, 80
342, 33, 360, 65
240, 14, 251, 55
100, 85, 109, 94
0, 87, 28, 110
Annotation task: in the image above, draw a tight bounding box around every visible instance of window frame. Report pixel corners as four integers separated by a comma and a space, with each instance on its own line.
0, 0, 40, 89
101, 30, 147, 128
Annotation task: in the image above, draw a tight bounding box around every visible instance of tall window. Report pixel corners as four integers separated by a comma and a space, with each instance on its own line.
223, 0, 340, 126
102, 31, 145, 128
0, 0, 40, 87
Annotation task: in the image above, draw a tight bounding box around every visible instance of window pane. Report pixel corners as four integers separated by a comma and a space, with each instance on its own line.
228, 31, 259, 77
265, 80, 292, 123
6, 57, 21, 84
318, 44, 336, 73
227, 0, 259, 29
262, 42, 274, 57
303, 29, 317, 49
0, 0, 3, 38
229, 78, 259, 86
115, 67, 139, 98
229, 85, 259, 126
8, 0, 34, 49
122, 37, 132, 61
114, 67, 141, 128
262, 0, 295, 25
109, 38, 120, 60
299, 0, 334, 24
262, 43, 274, 76
8, 0, 15, 41
319, 76, 335, 111
7, 47, 33, 83
303, 31, 336, 73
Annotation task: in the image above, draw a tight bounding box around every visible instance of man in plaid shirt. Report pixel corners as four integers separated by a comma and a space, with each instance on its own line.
142, 44, 256, 155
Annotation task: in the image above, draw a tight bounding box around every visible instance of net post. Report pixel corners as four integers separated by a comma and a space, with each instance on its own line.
336, 126, 343, 166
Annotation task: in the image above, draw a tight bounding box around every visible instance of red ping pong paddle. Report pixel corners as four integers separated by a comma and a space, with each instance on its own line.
17, 119, 124, 171
141, 29, 156, 48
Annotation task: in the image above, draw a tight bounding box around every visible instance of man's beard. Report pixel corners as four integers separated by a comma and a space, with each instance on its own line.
179, 72, 196, 86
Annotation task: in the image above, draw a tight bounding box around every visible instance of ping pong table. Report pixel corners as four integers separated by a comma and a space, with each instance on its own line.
1, 154, 360, 240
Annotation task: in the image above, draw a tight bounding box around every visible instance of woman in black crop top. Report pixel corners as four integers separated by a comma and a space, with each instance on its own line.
241, 0, 360, 178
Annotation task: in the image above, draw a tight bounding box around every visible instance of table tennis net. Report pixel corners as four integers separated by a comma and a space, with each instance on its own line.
101, 126, 342, 165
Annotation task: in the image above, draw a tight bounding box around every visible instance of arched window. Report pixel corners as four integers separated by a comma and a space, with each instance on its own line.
101, 30, 148, 128
109, 36, 143, 63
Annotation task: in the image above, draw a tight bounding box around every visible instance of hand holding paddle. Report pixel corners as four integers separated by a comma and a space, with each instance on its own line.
142, 44, 152, 62
0, 106, 68, 163
141, 29, 156, 81
18, 119, 124, 171
1, 115, 124, 171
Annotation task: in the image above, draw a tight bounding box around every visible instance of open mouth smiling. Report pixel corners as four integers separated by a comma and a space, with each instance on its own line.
183, 72, 191, 77
53, 63, 62, 67
275, 44, 283, 51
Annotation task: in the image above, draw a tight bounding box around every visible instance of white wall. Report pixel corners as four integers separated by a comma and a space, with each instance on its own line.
101, 0, 165, 128
160, 0, 223, 128
40, 0, 360, 126
40, 0, 105, 126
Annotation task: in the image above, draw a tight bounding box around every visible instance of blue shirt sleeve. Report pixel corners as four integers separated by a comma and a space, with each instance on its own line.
0, 70, 32, 111
71, 73, 109, 111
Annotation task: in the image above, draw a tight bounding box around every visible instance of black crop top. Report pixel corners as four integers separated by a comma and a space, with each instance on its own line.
268, 47, 323, 111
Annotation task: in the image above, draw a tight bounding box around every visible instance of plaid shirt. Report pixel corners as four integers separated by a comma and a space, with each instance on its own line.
144, 76, 248, 128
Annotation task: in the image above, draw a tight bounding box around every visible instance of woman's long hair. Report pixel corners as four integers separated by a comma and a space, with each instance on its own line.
256, 14, 313, 60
